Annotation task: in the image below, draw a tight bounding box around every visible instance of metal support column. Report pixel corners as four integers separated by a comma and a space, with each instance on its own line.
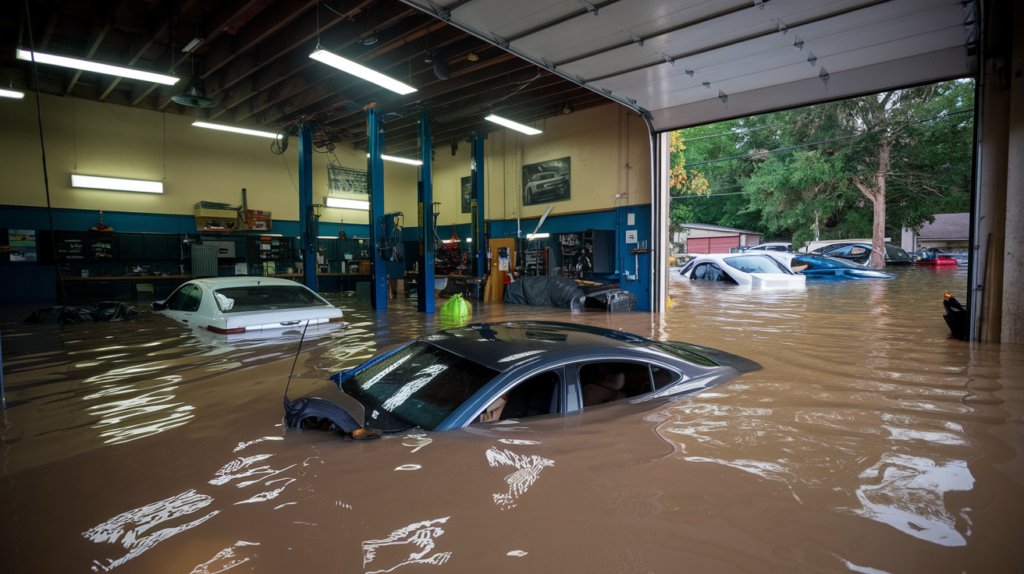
367, 107, 388, 309
298, 123, 317, 291
418, 110, 435, 313
470, 133, 486, 278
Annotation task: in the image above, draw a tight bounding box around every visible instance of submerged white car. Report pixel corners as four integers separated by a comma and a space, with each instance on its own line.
153, 277, 344, 334
679, 254, 806, 289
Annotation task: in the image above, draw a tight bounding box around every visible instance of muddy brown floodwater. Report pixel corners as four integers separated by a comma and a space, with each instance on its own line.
0, 265, 1021, 573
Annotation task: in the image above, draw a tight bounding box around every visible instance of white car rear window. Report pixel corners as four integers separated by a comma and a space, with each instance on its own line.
213, 285, 330, 313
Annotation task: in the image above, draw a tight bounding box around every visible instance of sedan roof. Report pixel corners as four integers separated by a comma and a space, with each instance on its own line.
425, 321, 655, 372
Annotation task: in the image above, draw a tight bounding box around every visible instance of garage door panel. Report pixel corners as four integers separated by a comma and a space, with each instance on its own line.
709, 237, 739, 253
687, 238, 710, 254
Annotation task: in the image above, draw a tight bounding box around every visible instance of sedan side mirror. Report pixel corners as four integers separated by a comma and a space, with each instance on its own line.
152, 300, 168, 311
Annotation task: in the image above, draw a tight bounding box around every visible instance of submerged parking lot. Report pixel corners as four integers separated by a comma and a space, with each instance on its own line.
1, 265, 1021, 573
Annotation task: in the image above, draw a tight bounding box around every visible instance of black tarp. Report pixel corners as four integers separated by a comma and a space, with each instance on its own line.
24, 301, 141, 325
503, 276, 584, 310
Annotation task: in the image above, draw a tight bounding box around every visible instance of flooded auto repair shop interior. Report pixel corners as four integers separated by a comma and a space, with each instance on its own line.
1, 0, 1023, 572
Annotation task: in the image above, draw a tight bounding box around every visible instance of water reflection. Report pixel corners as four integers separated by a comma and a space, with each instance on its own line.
485, 447, 555, 510
362, 517, 452, 574
83, 489, 219, 571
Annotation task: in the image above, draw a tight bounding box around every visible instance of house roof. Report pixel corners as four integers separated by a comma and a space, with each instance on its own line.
683, 223, 763, 235
918, 213, 969, 239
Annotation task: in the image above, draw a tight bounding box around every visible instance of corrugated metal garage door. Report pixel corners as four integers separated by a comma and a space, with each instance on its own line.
709, 237, 739, 253
687, 238, 710, 254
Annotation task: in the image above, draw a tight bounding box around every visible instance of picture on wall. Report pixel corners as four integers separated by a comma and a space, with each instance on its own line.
522, 157, 570, 206
461, 176, 472, 214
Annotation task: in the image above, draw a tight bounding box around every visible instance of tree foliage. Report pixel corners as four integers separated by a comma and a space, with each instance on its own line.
668, 80, 974, 260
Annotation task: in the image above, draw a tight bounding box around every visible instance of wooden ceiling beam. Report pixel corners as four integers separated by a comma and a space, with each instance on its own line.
199, 0, 264, 47
199, 0, 319, 80
206, 3, 419, 119
230, 21, 461, 124
311, 51, 525, 133
66, 2, 124, 94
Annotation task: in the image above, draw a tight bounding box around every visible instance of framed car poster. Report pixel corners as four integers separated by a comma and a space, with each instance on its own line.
522, 157, 570, 206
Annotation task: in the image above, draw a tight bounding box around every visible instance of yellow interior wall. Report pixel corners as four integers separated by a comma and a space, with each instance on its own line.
0, 94, 649, 228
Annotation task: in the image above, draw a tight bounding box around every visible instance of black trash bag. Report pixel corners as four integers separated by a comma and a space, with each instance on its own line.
24, 301, 140, 325
503, 276, 584, 309
943, 294, 968, 341
283, 397, 362, 433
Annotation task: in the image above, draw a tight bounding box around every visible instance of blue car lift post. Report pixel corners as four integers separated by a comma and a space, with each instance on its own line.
367, 107, 388, 310
298, 123, 318, 291
417, 110, 435, 313
470, 132, 486, 278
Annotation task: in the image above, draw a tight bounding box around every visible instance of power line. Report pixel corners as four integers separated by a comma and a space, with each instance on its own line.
677, 123, 779, 142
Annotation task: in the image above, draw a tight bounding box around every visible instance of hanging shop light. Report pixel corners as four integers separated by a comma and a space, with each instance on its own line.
366, 153, 423, 165
527, 233, 550, 240
0, 88, 25, 99
71, 175, 164, 194
309, 49, 416, 95
485, 114, 541, 135
16, 50, 179, 85
193, 121, 281, 139
325, 197, 370, 210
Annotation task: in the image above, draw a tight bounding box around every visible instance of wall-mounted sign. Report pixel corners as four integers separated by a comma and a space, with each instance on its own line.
9, 229, 37, 262
328, 165, 368, 196
625, 230, 638, 244
522, 157, 570, 206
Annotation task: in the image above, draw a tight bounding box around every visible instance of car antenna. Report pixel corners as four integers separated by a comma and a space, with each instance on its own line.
283, 319, 311, 402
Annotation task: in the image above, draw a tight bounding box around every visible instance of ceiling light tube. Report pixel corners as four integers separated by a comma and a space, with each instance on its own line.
0, 88, 25, 99
310, 49, 416, 95
182, 38, 204, 53
193, 121, 281, 139
367, 153, 423, 165
442, 238, 470, 243
485, 114, 542, 135
325, 197, 370, 210
72, 175, 163, 194
527, 233, 550, 240
16, 49, 179, 85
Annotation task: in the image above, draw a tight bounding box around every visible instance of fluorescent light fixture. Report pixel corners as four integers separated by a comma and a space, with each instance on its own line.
325, 197, 370, 210
485, 114, 541, 135
16, 49, 179, 85
309, 49, 416, 95
72, 174, 163, 194
0, 88, 25, 99
182, 38, 204, 53
193, 121, 281, 139
442, 238, 471, 243
367, 153, 423, 166
527, 233, 550, 240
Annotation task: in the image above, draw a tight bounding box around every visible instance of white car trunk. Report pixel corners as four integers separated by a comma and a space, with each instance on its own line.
205, 306, 344, 332
750, 274, 807, 289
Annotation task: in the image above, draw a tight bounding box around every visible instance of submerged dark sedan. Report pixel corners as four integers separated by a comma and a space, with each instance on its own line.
768, 253, 895, 281
286, 322, 760, 433
812, 242, 913, 266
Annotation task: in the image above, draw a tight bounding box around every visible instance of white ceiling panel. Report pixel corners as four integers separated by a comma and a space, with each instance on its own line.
650, 46, 971, 129
592, 2, 964, 101
402, 0, 976, 132
510, 0, 745, 65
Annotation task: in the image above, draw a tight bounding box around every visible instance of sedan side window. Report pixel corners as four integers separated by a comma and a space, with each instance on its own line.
579, 362, 653, 407
691, 263, 708, 280
478, 369, 562, 423
166, 285, 193, 311
182, 285, 203, 312
828, 245, 853, 256
651, 365, 681, 389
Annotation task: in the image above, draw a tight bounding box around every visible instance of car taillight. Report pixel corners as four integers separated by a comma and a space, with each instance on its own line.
328, 316, 346, 323
206, 325, 246, 334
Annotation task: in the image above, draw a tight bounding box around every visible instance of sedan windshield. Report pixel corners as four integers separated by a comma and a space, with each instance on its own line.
724, 255, 791, 274
213, 285, 330, 313
340, 342, 499, 430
